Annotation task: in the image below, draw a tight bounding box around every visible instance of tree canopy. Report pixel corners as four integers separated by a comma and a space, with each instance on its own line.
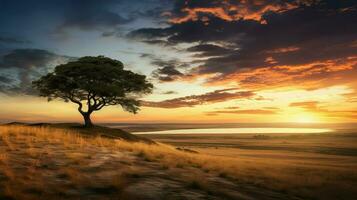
33, 56, 153, 127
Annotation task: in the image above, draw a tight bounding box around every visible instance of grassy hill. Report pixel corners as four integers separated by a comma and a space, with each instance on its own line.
0, 125, 356, 200
6, 122, 152, 143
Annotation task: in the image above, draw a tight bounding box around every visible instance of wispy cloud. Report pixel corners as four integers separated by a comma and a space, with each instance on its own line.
142, 89, 256, 108
206, 109, 278, 116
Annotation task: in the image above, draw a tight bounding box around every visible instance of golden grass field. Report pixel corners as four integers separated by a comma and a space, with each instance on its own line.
0, 125, 357, 200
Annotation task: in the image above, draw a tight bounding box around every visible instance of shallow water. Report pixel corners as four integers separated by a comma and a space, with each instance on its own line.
134, 127, 333, 135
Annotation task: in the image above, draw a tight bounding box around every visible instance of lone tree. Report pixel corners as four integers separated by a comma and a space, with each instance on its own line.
33, 56, 153, 127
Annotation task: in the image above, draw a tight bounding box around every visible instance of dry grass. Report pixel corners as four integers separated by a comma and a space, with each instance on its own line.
0, 125, 356, 200
114, 137, 357, 190
0, 153, 7, 163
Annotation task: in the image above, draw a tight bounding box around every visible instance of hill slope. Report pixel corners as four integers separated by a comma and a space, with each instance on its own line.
0, 125, 306, 200
1, 125, 356, 200
7, 122, 152, 143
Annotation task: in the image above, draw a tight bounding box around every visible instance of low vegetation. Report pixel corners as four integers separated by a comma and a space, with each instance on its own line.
0, 125, 356, 199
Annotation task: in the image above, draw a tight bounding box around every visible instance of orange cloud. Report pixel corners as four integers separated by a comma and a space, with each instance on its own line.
267, 46, 301, 53
169, 0, 299, 24
207, 57, 357, 90
289, 100, 357, 120
170, 7, 235, 24
290, 101, 320, 110
343, 92, 357, 103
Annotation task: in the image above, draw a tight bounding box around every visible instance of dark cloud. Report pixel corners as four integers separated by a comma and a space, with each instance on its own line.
142, 89, 256, 108
152, 66, 184, 82
187, 44, 233, 57
92, 0, 174, 39
0, 49, 72, 94
141, 53, 191, 82
55, 0, 134, 35
129, 0, 357, 89
141, 39, 174, 46
131, 1, 173, 21
0, 49, 62, 69
0, 36, 30, 44
0, 75, 12, 83
161, 90, 177, 95
0, 0, 173, 40
151, 58, 189, 69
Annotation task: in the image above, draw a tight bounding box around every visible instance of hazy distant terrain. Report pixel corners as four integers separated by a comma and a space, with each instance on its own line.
114, 123, 357, 199
144, 132, 357, 199
106, 123, 357, 133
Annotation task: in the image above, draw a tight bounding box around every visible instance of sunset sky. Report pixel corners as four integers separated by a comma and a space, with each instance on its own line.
0, 0, 356, 123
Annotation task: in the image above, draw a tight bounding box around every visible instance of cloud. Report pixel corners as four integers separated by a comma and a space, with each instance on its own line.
0, 49, 64, 69
131, 1, 173, 22
152, 66, 185, 82
0, 0, 177, 41
0, 49, 72, 94
206, 109, 278, 116
220, 58, 357, 90
289, 100, 357, 120
207, 105, 279, 115
161, 90, 178, 95
0, 36, 30, 44
0, 75, 12, 83
290, 101, 320, 109
343, 92, 357, 103
168, 0, 301, 24
187, 44, 232, 57
223, 106, 240, 110
150, 58, 189, 69
141, 53, 192, 82
129, 0, 357, 90
55, 0, 134, 35
142, 88, 256, 108
54, 0, 176, 38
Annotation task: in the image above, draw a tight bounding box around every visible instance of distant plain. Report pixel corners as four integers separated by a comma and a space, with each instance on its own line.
116, 123, 357, 199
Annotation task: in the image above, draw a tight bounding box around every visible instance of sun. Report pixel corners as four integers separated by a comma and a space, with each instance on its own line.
293, 113, 319, 123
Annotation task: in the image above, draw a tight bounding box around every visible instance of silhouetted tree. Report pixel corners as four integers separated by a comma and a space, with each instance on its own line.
33, 56, 153, 127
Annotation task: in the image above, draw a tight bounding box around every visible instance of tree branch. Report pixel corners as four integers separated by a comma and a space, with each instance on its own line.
65, 93, 85, 114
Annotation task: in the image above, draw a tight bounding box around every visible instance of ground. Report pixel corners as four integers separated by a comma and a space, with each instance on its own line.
1, 125, 357, 200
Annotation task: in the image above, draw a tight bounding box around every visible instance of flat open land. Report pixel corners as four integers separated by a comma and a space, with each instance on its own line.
141, 129, 357, 200
1, 125, 357, 200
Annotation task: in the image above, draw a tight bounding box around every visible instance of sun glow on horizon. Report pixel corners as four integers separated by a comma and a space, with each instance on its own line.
291, 113, 321, 123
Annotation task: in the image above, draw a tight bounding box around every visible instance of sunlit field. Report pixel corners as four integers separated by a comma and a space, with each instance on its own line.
1, 125, 357, 200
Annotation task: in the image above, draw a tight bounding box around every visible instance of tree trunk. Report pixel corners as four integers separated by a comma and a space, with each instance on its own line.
82, 112, 93, 127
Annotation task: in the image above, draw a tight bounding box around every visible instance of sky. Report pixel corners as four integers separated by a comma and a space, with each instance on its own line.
0, 0, 356, 124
